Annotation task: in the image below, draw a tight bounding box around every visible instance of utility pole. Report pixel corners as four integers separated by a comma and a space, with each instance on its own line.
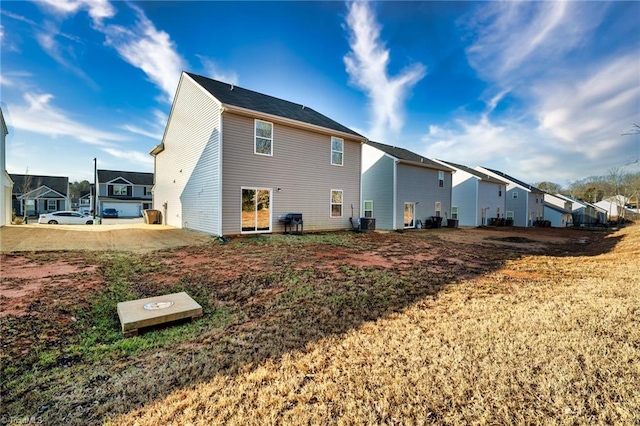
93, 158, 97, 221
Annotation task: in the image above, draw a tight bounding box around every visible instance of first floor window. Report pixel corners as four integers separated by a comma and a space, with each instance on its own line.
255, 120, 273, 156
363, 200, 373, 218
47, 199, 56, 210
435, 201, 441, 217
496, 207, 501, 218
331, 190, 343, 217
331, 137, 344, 166
506, 211, 514, 219
438, 171, 444, 188
451, 206, 458, 220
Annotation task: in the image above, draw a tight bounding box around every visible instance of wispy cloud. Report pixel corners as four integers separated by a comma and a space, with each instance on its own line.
101, 147, 154, 167
343, 1, 426, 141
419, 1, 637, 183
196, 54, 238, 85
121, 109, 167, 141
102, 4, 185, 103
10, 92, 126, 146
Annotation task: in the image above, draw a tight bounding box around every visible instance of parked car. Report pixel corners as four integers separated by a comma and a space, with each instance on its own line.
102, 208, 118, 218
38, 211, 95, 225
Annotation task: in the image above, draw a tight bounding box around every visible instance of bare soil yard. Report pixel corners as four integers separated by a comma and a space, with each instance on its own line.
1, 224, 638, 425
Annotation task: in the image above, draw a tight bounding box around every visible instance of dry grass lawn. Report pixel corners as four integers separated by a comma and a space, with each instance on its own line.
111, 226, 639, 425
1, 224, 638, 425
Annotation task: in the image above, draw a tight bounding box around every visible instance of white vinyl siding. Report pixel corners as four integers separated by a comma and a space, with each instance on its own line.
153, 74, 222, 235
331, 137, 343, 166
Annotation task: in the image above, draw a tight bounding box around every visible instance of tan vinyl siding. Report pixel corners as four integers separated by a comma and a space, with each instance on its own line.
221, 112, 361, 235
153, 75, 222, 234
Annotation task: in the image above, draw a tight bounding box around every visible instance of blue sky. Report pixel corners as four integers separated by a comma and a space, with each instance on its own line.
1, 0, 638, 186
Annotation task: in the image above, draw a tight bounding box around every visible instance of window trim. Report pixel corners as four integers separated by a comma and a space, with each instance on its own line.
47, 199, 56, 210
254, 119, 274, 157
506, 211, 514, 219
331, 136, 344, 166
363, 200, 373, 218
438, 171, 444, 188
435, 201, 442, 217
330, 189, 343, 218
512, 191, 519, 199
451, 206, 458, 220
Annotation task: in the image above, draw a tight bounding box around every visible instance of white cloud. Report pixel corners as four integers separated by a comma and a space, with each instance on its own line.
34, 0, 115, 26
102, 5, 186, 103
196, 55, 239, 86
10, 92, 126, 146
101, 147, 154, 167
121, 108, 167, 141
343, 1, 426, 141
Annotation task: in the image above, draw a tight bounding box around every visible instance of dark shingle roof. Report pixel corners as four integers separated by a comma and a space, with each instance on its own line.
185, 72, 363, 138
9, 174, 68, 196
97, 170, 153, 185
439, 160, 506, 185
483, 168, 544, 193
366, 141, 454, 171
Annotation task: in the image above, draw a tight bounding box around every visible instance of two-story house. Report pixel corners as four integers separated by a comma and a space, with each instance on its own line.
361, 141, 454, 230
151, 72, 365, 236
1, 108, 13, 226
543, 193, 574, 227
434, 160, 508, 227
96, 170, 153, 218
475, 167, 544, 227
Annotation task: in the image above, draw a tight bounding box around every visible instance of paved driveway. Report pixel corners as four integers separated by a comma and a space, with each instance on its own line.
0, 223, 214, 253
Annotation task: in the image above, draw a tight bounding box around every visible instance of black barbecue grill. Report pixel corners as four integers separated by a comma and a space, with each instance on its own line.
280, 213, 303, 234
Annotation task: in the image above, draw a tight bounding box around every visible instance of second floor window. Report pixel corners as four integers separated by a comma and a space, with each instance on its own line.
255, 120, 273, 156
438, 171, 444, 188
331, 137, 343, 166
113, 185, 127, 196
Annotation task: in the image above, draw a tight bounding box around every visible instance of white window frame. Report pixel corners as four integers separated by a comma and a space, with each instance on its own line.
330, 189, 343, 218
254, 119, 273, 156
451, 206, 458, 220
331, 137, 344, 166
240, 187, 273, 234
47, 199, 56, 210
512, 191, 519, 199
506, 211, 514, 219
363, 200, 373, 218
112, 184, 128, 196
438, 171, 444, 188
435, 201, 442, 217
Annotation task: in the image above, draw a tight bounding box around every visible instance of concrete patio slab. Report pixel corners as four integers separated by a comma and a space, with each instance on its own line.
117, 291, 203, 336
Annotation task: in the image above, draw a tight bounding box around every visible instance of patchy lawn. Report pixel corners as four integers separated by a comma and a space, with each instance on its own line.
1, 225, 638, 425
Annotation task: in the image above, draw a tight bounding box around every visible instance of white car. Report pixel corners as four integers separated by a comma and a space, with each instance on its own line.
38, 211, 95, 225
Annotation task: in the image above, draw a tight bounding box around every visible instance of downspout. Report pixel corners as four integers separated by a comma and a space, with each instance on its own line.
392, 160, 398, 230
475, 181, 479, 227
218, 106, 224, 236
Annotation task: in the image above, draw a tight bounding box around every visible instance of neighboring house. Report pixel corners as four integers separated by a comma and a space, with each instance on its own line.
361, 141, 454, 230
151, 72, 365, 235
1, 107, 13, 226
10, 174, 70, 216
70, 190, 92, 213
543, 193, 574, 227
96, 169, 153, 218
595, 195, 632, 220
434, 159, 508, 227
475, 167, 544, 227
554, 194, 607, 225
